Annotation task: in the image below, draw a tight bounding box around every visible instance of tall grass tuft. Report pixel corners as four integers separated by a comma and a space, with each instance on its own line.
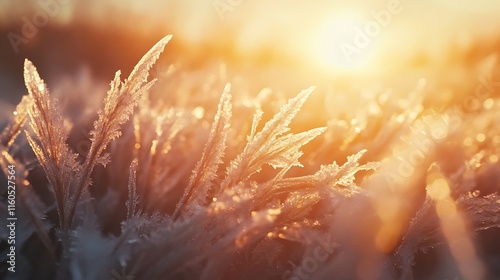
1, 35, 500, 280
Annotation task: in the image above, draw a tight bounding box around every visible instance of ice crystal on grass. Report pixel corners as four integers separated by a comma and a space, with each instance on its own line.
221, 86, 324, 191
1, 95, 31, 148
112, 80, 376, 279
22, 35, 172, 231
458, 192, 500, 231
126, 159, 139, 220
24, 59, 80, 230
4, 34, 500, 280
0, 95, 31, 176
132, 103, 200, 211
69, 35, 172, 225
174, 83, 232, 218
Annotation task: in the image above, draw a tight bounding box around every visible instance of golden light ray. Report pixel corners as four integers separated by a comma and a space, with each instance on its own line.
427, 171, 486, 280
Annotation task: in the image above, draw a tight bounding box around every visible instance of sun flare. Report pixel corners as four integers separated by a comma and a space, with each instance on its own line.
312, 12, 372, 73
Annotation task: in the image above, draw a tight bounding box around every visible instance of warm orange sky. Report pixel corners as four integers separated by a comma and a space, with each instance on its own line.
3, 1, 500, 55
2, 0, 500, 80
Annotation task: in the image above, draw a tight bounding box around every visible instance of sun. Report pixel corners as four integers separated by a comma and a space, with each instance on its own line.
312, 12, 372, 73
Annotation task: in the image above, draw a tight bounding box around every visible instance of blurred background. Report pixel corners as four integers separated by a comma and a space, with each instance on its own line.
1, 0, 500, 108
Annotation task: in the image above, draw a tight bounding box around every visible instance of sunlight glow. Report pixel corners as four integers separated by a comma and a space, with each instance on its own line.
312, 12, 372, 73
427, 172, 486, 280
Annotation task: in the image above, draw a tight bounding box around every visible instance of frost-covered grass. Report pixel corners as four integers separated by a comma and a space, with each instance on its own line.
1, 35, 500, 280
